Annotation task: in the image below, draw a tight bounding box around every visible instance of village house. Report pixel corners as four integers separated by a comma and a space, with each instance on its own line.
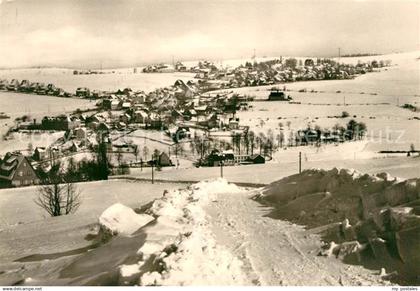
296, 129, 320, 145
48, 147, 61, 160
194, 105, 209, 116
0, 79, 8, 90
202, 150, 265, 167
156, 152, 172, 167
97, 122, 111, 134
133, 110, 149, 124
148, 113, 164, 129
175, 62, 187, 72
76, 87, 90, 98
267, 89, 291, 101
110, 99, 120, 110
247, 154, 265, 164
33, 147, 48, 161
116, 88, 133, 96
102, 95, 121, 110
41, 115, 80, 131
228, 117, 240, 130
183, 109, 197, 121
0, 152, 40, 188
102, 98, 112, 110
304, 59, 315, 67
73, 127, 87, 140
173, 79, 196, 101
169, 126, 191, 142
6, 79, 20, 91
170, 109, 184, 121
204, 149, 235, 167
236, 151, 264, 164
119, 113, 131, 124
19, 80, 31, 92
157, 64, 175, 73
62, 141, 79, 153
121, 101, 131, 110
197, 113, 220, 129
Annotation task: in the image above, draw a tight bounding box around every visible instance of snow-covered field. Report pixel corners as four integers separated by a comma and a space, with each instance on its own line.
234, 52, 420, 152
0, 131, 65, 156
0, 91, 94, 140
0, 68, 195, 94
0, 180, 180, 264
129, 155, 420, 185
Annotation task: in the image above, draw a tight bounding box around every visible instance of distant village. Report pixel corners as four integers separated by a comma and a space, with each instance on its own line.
0, 57, 388, 188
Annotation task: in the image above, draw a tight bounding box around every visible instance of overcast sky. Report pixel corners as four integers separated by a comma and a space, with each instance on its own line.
0, 0, 418, 68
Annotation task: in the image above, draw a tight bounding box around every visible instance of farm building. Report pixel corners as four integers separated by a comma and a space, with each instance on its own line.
268, 90, 291, 101
148, 152, 173, 167
247, 154, 265, 164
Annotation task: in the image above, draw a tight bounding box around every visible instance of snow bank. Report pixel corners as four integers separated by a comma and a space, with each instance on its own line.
113, 179, 247, 285
140, 229, 245, 286
256, 168, 420, 284
120, 263, 141, 277
99, 203, 154, 237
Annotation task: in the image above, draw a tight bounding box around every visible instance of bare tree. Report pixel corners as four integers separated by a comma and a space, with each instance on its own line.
410, 143, 415, 153
174, 142, 184, 157
133, 145, 140, 162
277, 131, 284, 148
116, 151, 123, 174
143, 146, 149, 161
248, 131, 256, 155
35, 181, 82, 217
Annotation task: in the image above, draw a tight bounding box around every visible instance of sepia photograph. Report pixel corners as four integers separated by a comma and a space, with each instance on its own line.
0, 0, 419, 288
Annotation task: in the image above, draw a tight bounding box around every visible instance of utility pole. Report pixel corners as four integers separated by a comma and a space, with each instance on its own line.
299, 151, 302, 174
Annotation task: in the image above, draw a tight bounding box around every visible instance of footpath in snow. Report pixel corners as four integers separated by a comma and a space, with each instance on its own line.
205, 184, 387, 286
118, 178, 250, 285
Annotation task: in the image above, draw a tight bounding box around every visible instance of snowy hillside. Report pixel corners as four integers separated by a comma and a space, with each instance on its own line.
2, 176, 402, 286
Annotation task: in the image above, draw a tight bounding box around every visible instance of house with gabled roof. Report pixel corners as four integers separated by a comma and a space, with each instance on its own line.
174, 79, 196, 100
0, 152, 40, 188
133, 110, 149, 124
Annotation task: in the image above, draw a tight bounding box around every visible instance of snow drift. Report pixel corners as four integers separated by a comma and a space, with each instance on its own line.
253, 168, 420, 285
99, 203, 154, 239
59, 179, 248, 286
135, 178, 247, 286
